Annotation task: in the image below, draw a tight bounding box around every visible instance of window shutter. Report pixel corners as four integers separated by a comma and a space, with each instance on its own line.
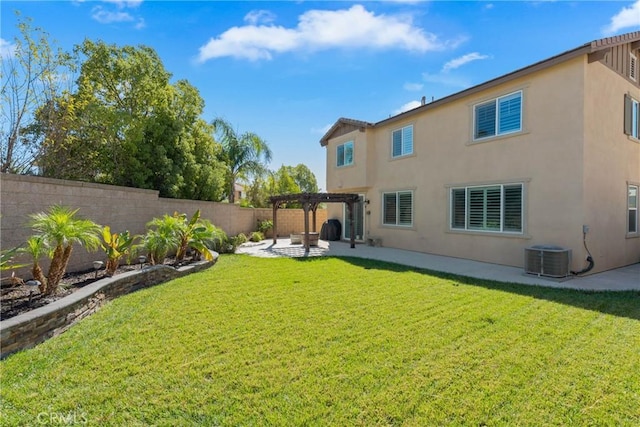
475, 101, 496, 139
468, 188, 485, 229
485, 187, 501, 230
451, 189, 466, 229
392, 130, 402, 157
503, 184, 523, 232
498, 92, 522, 134
383, 193, 397, 224
402, 126, 413, 155
630, 53, 637, 82
398, 191, 413, 225
624, 94, 633, 136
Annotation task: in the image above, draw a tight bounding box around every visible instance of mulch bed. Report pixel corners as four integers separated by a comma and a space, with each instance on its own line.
1, 257, 197, 321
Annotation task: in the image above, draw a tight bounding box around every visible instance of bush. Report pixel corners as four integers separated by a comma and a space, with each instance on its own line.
257, 219, 273, 234
249, 231, 264, 242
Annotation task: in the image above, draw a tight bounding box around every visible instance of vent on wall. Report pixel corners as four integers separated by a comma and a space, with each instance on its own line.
524, 246, 572, 278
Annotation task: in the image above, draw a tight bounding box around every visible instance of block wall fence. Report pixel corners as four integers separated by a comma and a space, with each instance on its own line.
0, 174, 328, 277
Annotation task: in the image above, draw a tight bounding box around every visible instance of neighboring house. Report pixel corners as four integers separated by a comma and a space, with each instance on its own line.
234, 183, 246, 202
320, 32, 640, 276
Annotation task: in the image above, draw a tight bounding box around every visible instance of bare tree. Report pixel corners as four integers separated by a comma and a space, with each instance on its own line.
1, 13, 74, 173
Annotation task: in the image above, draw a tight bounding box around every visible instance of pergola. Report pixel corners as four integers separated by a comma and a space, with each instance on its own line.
269, 193, 360, 253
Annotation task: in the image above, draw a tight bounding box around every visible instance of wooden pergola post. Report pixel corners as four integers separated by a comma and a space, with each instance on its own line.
303, 202, 310, 253
272, 202, 278, 244
346, 200, 356, 249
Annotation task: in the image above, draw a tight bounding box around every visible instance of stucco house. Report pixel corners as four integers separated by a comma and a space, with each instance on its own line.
320, 32, 640, 277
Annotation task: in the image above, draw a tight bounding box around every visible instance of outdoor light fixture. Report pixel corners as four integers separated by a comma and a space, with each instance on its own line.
364, 199, 370, 205
25, 280, 41, 306
138, 256, 147, 269
93, 261, 104, 279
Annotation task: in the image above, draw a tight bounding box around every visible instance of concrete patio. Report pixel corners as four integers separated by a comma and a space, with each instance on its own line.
237, 239, 640, 292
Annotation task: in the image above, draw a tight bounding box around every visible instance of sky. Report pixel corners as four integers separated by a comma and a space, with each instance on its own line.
2, 1, 640, 190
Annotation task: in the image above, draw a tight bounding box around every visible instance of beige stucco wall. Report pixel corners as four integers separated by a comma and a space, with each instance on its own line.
326, 56, 635, 273
583, 59, 640, 271
0, 174, 325, 277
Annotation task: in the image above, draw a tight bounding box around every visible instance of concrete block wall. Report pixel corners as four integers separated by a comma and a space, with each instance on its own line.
255, 208, 329, 237
0, 174, 326, 277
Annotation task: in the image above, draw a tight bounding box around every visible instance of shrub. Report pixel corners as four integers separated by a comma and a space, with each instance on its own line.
101, 227, 138, 276
257, 219, 273, 234
249, 231, 264, 242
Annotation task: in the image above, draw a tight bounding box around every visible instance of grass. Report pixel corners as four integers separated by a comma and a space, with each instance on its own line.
1, 255, 639, 426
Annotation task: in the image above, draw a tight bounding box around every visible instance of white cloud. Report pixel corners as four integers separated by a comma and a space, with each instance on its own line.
442, 52, 489, 73
0, 38, 16, 59
603, 0, 640, 34
198, 5, 447, 62
92, 6, 134, 23
403, 82, 424, 91
103, 0, 143, 8
484, 3, 494, 10
244, 10, 276, 25
393, 100, 422, 115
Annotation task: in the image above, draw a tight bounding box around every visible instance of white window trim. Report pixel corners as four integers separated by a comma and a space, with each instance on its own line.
391, 125, 414, 158
473, 90, 523, 141
382, 190, 414, 227
336, 141, 354, 168
449, 183, 524, 234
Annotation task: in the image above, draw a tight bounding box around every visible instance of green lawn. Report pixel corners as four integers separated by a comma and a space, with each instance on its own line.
2, 255, 639, 426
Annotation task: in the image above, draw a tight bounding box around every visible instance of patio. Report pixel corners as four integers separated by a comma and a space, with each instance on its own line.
237, 239, 640, 292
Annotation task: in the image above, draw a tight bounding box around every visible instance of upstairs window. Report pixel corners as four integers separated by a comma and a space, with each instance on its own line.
629, 185, 638, 234
392, 125, 413, 158
474, 91, 522, 140
450, 183, 523, 233
624, 94, 640, 139
383, 190, 413, 226
336, 141, 354, 167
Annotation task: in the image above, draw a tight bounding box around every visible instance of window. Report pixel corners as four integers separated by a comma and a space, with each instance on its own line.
383, 191, 413, 226
392, 125, 413, 157
629, 185, 638, 234
474, 91, 522, 140
337, 141, 354, 167
450, 183, 523, 233
630, 53, 637, 82
624, 95, 640, 139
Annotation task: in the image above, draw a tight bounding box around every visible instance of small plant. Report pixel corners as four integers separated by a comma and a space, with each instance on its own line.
175, 210, 217, 263
257, 219, 273, 235
101, 227, 137, 276
249, 231, 264, 242
140, 214, 182, 265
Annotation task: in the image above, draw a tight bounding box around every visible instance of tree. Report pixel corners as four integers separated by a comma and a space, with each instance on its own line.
1, 13, 75, 173
26, 205, 102, 295
212, 117, 272, 203
286, 164, 319, 193
32, 40, 226, 201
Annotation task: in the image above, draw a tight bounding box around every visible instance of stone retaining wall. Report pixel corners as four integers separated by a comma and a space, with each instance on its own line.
0, 258, 216, 359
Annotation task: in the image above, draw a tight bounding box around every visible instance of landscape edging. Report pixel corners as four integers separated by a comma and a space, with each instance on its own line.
0, 255, 218, 359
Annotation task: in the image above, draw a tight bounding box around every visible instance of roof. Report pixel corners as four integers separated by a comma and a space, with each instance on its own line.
319, 31, 640, 146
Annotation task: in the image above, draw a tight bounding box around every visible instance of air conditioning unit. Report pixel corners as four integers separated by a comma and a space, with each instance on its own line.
524, 246, 572, 278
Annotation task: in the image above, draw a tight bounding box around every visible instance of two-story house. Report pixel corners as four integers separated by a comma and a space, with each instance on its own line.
321, 32, 640, 276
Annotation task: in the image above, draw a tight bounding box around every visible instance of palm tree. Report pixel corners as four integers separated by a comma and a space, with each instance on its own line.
28, 205, 102, 295
212, 117, 272, 203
